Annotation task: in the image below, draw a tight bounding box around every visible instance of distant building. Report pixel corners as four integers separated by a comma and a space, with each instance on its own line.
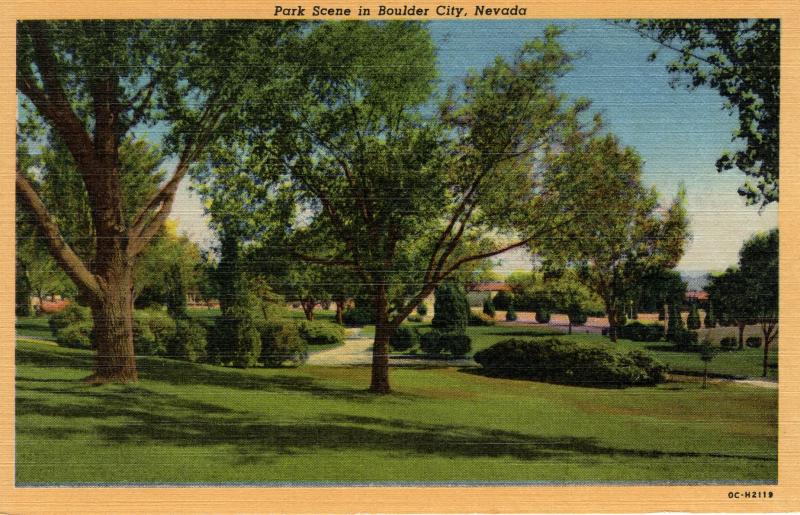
685, 290, 709, 303
467, 281, 512, 306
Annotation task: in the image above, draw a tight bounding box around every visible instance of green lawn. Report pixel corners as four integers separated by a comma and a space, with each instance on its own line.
399, 323, 777, 379
16, 340, 776, 485
14, 315, 54, 340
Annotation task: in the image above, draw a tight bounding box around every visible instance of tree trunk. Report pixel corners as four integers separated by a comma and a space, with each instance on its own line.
568, 320, 572, 335
607, 308, 618, 342
86, 268, 137, 383
301, 300, 315, 321
737, 320, 746, 350
370, 285, 391, 394
335, 300, 344, 325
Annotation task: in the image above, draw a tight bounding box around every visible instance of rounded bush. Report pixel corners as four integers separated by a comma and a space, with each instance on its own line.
298, 320, 345, 346
505, 303, 518, 321
535, 309, 551, 324
420, 329, 442, 355
746, 336, 763, 348
474, 338, 668, 387
439, 332, 471, 357
56, 321, 93, 349
169, 319, 207, 362
620, 321, 665, 342
493, 290, 513, 311
468, 310, 496, 326
133, 309, 176, 356
432, 282, 469, 334
567, 306, 587, 326
342, 306, 374, 326
482, 297, 496, 318
49, 303, 91, 337
390, 325, 418, 351
719, 336, 738, 350
260, 321, 307, 367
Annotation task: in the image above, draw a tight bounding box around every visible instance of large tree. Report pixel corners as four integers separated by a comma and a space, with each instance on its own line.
544, 135, 689, 342
628, 19, 779, 206
16, 21, 299, 382
201, 22, 607, 393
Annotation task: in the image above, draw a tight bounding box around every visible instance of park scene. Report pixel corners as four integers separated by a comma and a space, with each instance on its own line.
15, 19, 778, 484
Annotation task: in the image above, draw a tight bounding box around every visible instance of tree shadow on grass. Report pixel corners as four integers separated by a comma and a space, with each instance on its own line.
487, 330, 565, 338
16, 345, 375, 402
16, 380, 774, 473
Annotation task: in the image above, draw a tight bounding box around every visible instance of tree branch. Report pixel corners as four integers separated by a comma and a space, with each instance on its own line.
16, 169, 100, 296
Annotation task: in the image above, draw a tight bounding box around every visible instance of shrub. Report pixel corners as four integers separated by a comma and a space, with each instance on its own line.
390, 325, 419, 352
342, 306, 374, 326
567, 304, 587, 326
432, 282, 469, 334
704, 304, 717, 328
687, 303, 701, 330
746, 336, 763, 348
298, 320, 345, 347
673, 328, 699, 348
619, 321, 665, 342
468, 310, 496, 326
260, 321, 307, 367
169, 319, 207, 362
420, 329, 442, 355
416, 303, 428, 316
474, 338, 668, 387
719, 336, 738, 350
492, 290, 513, 311
535, 309, 551, 324
407, 314, 423, 323
482, 297, 496, 318
55, 321, 93, 349
49, 303, 91, 336
439, 332, 471, 357
207, 304, 263, 367
133, 309, 176, 356
505, 302, 518, 321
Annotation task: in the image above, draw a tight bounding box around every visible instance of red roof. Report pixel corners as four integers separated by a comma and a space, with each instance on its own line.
685, 290, 709, 301
470, 282, 512, 292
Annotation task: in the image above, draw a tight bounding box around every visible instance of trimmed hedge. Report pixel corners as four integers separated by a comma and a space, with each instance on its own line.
746, 336, 763, 348
260, 321, 307, 367
619, 321, 665, 342
474, 338, 668, 387
719, 336, 737, 350
390, 325, 418, 351
298, 320, 345, 347
468, 310, 496, 326
419, 329, 471, 357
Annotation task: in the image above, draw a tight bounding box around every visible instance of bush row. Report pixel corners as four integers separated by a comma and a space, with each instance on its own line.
474, 338, 668, 387
388, 326, 472, 357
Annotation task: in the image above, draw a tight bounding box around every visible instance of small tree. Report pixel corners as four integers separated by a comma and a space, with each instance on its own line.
686, 302, 701, 330
493, 290, 513, 311
15, 257, 32, 316
432, 282, 469, 335
506, 301, 518, 322
482, 297, 496, 319
704, 302, 717, 328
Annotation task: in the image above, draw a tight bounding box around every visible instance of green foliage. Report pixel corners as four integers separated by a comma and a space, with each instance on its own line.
567, 304, 588, 326
342, 306, 375, 326
687, 303, 701, 330
207, 299, 264, 367
260, 321, 307, 367
407, 314, 424, 323
432, 282, 469, 334
48, 304, 91, 336
439, 332, 472, 357
474, 338, 668, 387
672, 328, 699, 349
419, 329, 442, 355
704, 303, 717, 328
15, 258, 32, 316
390, 325, 419, 352
169, 319, 207, 363
746, 337, 763, 349
482, 297, 496, 318
468, 311, 496, 327
492, 290, 513, 311
631, 20, 779, 206
416, 303, 428, 316
133, 309, 176, 356
619, 321, 665, 342
298, 320, 345, 347
55, 321, 93, 349
720, 337, 738, 350
505, 303, 518, 322
535, 309, 551, 324
666, 304, 684, 342
658, 304, 666, 321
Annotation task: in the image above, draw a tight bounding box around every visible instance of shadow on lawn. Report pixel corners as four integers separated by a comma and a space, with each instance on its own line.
487, 329, 564, 338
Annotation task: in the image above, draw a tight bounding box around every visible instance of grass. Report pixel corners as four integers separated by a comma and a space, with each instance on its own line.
14, 315, 54, 340
398, 323, 777, 379
16, 339, 776, 485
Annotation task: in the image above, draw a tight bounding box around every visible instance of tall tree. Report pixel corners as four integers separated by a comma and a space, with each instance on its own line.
16, 21, 298, 382
739, 229, 778, 377
707, 267, 750, 348
628, 19, 779, 206
212, 23, 609, 393
544, 135, 689, 342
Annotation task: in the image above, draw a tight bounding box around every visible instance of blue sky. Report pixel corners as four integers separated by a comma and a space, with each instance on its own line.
172, 19, 777, 274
